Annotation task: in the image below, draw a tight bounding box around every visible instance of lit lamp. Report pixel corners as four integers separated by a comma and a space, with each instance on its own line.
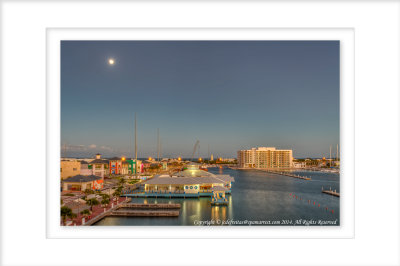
121, 157, 126, 161
148, 157, 152, 161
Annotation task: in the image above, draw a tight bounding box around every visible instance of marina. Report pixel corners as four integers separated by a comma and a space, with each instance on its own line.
94, 167, 340, 226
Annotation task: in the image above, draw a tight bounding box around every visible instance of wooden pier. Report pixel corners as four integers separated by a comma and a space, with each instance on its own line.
265, 170, 311, 180
321, 187, 340, 197
84, 203, 181, 225
118, 203, 181, 209
110, 210, 180, 217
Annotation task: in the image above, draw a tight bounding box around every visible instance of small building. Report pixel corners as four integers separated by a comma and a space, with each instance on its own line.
90, 154, 109, 178
60, 160, 81, 180
121, 161, 130, 175
80, 161, 93, 176
62, 175, 104, 191
122, 159, 142, 175
293, 161, 306, 168
211, 186, 229, 205
63, 200, 90, 214
109, 157, 123, 175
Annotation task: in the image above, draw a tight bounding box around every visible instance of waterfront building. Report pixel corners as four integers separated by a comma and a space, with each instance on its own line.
293, 161, 306, 168
60, 160, 81, 179
237, 147, 293, 169
62, 174, 104, 191
90, 154, 109, 178
143, 163, 234, 194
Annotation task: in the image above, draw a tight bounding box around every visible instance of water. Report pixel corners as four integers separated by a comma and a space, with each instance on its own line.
94, 167, 340, 226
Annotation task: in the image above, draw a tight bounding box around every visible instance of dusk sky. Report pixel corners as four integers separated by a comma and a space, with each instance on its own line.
61, 41, 339, 159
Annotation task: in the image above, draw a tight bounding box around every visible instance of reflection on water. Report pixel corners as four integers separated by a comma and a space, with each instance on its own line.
94, 168, 340, 226
211, 206, 227, 224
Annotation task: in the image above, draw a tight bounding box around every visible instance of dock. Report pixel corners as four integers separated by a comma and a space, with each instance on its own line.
118, 203, 181, 209
83, 203, 181, 225
121, 191, 230, 198
265, 170, 311, 180
322, 190, 340, 197
321, 187, 340, 197
110, 210, 180, 217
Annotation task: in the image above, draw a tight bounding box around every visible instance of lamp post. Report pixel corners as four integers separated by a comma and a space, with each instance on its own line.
78, 178, 82, 224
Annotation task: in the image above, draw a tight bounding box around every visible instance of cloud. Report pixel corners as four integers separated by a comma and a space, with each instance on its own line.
100, 145, 113, 151
88, 144, 97, 149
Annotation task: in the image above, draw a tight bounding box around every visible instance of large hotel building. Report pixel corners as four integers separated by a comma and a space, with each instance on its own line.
237, 147, 293, 169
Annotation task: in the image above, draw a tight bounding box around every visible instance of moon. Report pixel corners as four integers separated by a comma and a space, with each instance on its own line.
108, 58, 115, 65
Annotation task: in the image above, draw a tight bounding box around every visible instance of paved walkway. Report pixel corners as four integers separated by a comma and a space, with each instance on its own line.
63, 197, 129, 226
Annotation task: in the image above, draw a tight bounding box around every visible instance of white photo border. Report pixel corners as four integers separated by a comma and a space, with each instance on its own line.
47, 28, 355, 239
2, 1, 399, 266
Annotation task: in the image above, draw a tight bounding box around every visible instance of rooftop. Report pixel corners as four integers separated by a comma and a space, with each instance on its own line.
90, 159, 109, 164
175, 163, 216, 178
63, 175, 102, 182
144, 174, 234, 185
212, 186, 229, 192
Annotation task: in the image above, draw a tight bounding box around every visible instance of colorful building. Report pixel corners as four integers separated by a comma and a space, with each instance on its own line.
60, 160, 81, 180
122, 159, 142, 175
109, 157, 123, 175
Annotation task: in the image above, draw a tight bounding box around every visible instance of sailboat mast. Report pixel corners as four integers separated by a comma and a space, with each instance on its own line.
336, 144, 339, 161
134, 112, 137, 178
157, 128, 160, 162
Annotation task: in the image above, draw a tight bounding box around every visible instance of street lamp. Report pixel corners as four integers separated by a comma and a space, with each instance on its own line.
78, 178, 82, 223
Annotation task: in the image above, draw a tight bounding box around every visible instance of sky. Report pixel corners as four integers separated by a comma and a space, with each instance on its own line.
61, 40, 340, 159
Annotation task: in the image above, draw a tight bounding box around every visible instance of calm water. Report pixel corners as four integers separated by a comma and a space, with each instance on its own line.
94, 167, 340, 226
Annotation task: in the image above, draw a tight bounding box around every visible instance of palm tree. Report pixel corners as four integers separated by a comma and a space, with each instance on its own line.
112, 189, 122, 203
118, 177, 125, 186
101, 193, 110, 199
101, 194, 110, 207
80, 209, 91, 219
61, 206, 76, 226
86, 198, 100, 211
84, 188, 94, 196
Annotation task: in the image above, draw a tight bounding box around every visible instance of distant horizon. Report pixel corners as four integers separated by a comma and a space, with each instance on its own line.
61, 41, 339, 158
61, 155, 339, 161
